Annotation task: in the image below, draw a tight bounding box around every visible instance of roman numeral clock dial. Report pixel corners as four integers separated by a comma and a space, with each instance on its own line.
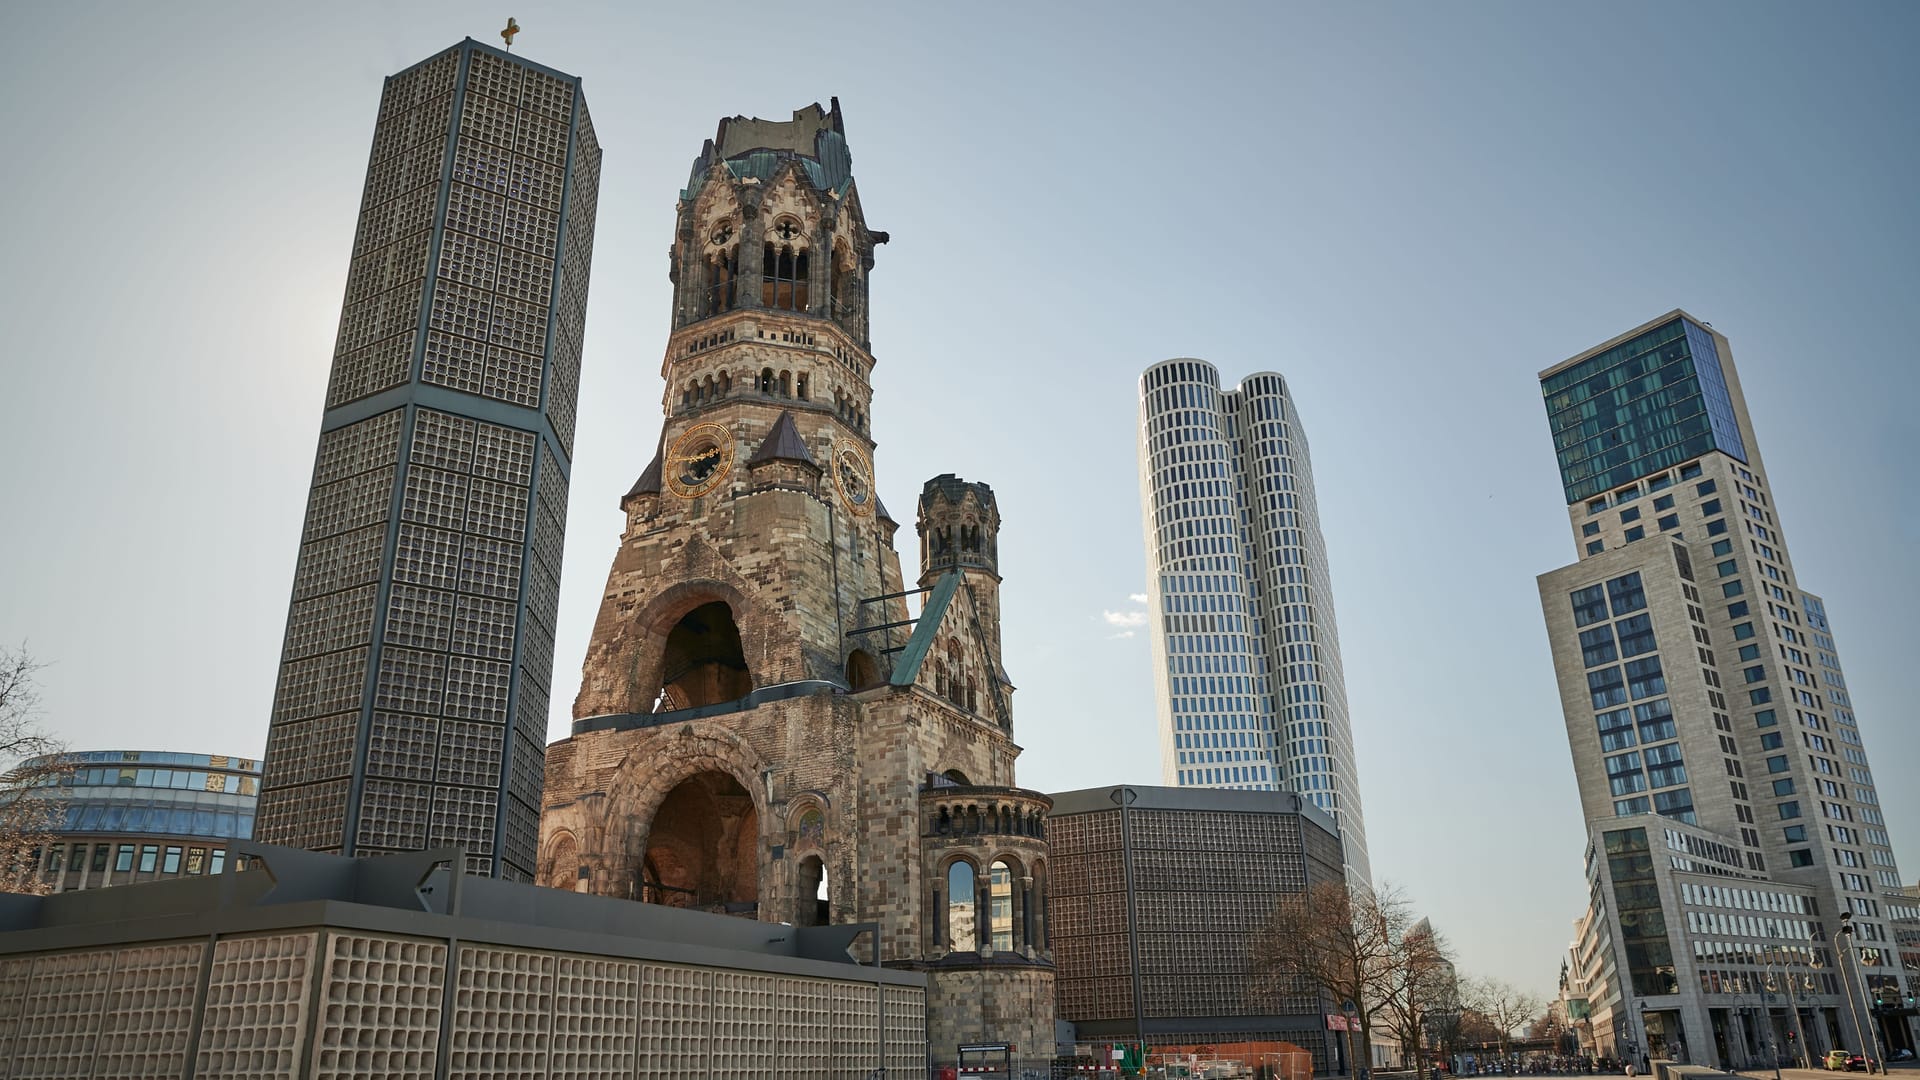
667, 423, 735, 498
835, 446, 873, 515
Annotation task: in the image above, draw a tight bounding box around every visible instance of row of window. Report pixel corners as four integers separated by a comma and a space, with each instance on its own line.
37, 840, 247, 880
1178, 765, 1274, 788
59, 767, 259, 794
1583, 459, 1710, 515
1584, 477, 1728, 554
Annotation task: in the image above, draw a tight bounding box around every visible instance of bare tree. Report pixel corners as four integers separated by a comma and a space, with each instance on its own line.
1253, 880, 1449, 1077
1378, 918, 1457, 1077
0, 647, 70, 894
1458, 976, 1545, 1059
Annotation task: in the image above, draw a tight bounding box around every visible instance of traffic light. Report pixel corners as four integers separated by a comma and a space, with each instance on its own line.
1786, 1032, 1796, 1044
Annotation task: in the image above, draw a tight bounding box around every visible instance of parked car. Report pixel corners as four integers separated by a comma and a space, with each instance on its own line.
1825, 1051, 1850, 1071
1824, 1050, 1868, 1072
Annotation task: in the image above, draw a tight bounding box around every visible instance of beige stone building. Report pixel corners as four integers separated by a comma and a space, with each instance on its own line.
1537, 311, 1915, 1064
538, 101, 1054, 1069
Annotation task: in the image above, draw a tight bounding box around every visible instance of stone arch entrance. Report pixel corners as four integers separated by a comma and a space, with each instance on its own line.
639, 770, 760, 915
846, 648, 882, 691
657, 600, 752, 709
795, 853, 830, 926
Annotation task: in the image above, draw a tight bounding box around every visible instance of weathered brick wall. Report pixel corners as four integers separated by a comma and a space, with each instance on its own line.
925, 966, 1056, 1066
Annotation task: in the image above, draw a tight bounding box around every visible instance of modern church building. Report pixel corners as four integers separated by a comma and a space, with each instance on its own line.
1537, 311, 1918, 1065
1135, 360, 1369, 885
253, 39, 602, 880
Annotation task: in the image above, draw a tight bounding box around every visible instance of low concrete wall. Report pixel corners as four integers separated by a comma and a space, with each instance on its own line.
0, 845, 929, 1078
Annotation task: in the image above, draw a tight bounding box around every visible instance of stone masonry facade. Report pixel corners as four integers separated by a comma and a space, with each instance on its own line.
539, 101, 1055, 1066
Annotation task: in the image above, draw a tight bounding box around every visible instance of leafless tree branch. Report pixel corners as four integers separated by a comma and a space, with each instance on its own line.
0, 646, 71, 895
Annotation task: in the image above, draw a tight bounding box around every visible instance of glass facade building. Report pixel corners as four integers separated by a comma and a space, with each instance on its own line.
22, 750, 260, 892
1136, 358, 1369, 885
1544, 314, 1749, 505
1538, 311, 1915, 1064
254, 40, 602, 880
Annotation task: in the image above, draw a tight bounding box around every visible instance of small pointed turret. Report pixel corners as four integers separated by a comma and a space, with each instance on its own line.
746, 411, 821, 493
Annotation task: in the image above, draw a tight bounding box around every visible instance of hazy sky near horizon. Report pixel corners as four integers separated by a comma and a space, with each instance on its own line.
2, 2, 1916, 1000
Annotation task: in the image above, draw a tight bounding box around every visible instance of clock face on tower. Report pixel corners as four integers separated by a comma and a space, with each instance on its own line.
667, 422, 735, 498
835, 446, 874, 516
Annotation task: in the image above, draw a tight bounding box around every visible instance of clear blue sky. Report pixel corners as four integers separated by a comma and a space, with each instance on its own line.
2, 2, 1915, 1000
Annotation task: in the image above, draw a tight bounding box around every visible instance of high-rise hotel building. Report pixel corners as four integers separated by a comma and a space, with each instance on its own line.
1538, 311, 1916, 1063
255, 40, 602, 880
1137, 360, 1369, 884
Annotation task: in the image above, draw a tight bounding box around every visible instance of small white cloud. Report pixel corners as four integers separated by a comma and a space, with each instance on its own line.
1128, 593, 1148, 605
1108, 630, 1136, 640
1102, 610, 1147, 629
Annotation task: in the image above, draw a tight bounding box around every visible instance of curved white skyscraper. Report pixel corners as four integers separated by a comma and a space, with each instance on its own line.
1137, 359, 1370, 884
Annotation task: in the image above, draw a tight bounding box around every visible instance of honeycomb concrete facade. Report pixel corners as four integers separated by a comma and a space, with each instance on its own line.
539, 101, 1055, 1067
1047, 786, 1347, 1073
0, 846, 925, 1078
257, 39, 603, 880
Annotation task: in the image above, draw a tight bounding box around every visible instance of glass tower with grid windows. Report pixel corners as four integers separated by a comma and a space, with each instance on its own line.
1136, 358, 1370, 886
1537, 310, 1915, 1060
254, 39, 602, 881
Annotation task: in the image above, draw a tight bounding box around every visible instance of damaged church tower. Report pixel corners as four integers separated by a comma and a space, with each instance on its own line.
538, 100, 1054, 1065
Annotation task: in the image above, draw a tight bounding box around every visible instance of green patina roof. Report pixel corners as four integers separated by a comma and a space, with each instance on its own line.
888, 571, 960, 687
680, 106, 854, 200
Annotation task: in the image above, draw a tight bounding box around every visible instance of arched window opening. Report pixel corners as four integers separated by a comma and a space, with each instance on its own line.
759, 368, 775, 394
542, 833, 578, 891
934, 659, 948, 699
760, 219, 811, 311
795, 373, 809, 400
779, 371, 792, 398
796, 854, 829, 927
702, 375, 715, 402
989, 860, 1014, 951
640, 771, 758, 917
702, 245, 739, 318
966, 684, 977, 713
829, 243, 853, 318
947, 861, 978, 952
658, 601, 753, 709
942, 769, 972, 786
718, 371, 731, 396
847, 649, 882, 691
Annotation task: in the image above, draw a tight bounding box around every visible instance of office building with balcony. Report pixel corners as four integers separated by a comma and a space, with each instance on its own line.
1136, 359, 1369, 884
1537, 311, 1916, 1064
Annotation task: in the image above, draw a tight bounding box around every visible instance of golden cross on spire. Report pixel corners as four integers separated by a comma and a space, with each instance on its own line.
501, 17, 520, 50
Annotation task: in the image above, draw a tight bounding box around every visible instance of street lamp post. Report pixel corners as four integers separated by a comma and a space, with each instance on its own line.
1835, 914, 1888, 1076
1763, 939, 1808, 1070
1727, 986, 1756, 1071
1638, 1006, 1654, 1072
